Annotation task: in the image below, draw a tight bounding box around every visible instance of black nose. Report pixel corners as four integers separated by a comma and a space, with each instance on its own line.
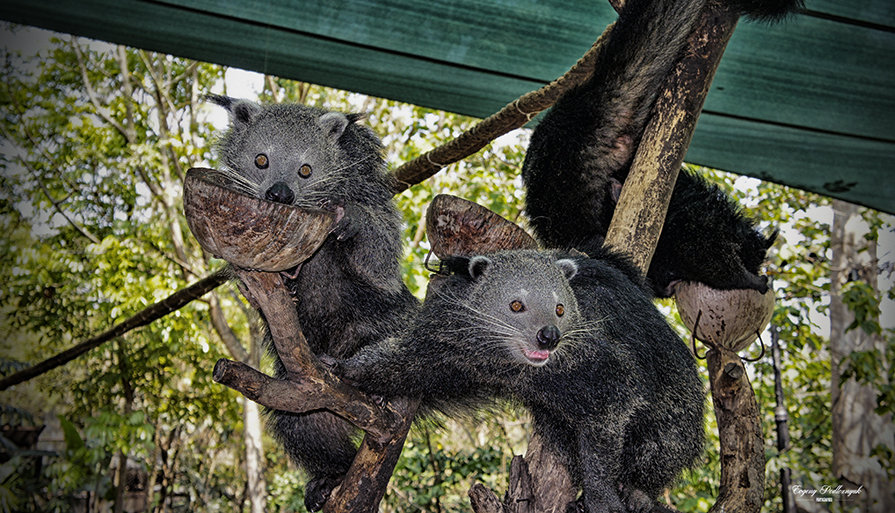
265, 182, 295, 204
536, 325, 561, 350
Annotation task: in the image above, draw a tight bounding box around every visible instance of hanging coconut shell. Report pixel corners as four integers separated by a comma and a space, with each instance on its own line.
183, 168, 334, 272
426, 194, 537, 258
675, 281, 775, 352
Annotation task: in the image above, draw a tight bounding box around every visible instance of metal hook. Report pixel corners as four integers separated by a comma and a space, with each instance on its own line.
742, 330, 767, 363
690, 309, 710, 360
423, 250, 443, 274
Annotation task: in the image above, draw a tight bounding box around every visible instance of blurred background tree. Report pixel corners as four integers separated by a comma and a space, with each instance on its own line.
1, 25, 892, 513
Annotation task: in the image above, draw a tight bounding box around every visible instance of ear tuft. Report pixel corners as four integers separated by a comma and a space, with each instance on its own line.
208, 95, 261, 126
468, 256, 492, 280
205, 94, 233, 109
555, 258, 578, 280
231, 100, 261, 125
318, 112, 350, 141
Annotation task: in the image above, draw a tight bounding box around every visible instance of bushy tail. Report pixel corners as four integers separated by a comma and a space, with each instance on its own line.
730, 0, 804, 22
570, 0, 707, 131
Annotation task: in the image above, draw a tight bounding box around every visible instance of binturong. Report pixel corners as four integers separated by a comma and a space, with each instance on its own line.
207, 95, 419, 511
521, 0, 802, 297
336, 249, 705, 513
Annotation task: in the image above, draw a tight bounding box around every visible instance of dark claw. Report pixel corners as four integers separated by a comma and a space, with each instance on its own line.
304, 474, 343, 512
318, 354, 337, 368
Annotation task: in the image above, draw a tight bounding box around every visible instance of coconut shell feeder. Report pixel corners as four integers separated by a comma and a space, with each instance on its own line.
675, 281, 775, 360
183, 168, 335, 272
425, 193, 537, 259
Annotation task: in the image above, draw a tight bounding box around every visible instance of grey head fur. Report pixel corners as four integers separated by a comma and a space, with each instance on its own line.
207, 94, 392, 210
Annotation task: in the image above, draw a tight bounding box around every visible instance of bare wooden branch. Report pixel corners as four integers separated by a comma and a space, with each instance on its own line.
706, 347, 765, 513
325, 397, 419, 512
469, 483, 506, 513
0, 269, 229, 391
212, 358, 401, 441
599, 3, 768, 512
523, 432, 577, 511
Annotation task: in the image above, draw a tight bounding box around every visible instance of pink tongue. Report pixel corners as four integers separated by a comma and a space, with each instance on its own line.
525, 349, 550, 361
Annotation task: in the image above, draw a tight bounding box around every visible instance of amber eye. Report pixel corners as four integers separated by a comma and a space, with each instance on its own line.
556, 304, 565, 317
510, 300, 525, 313
298, 164, 312, 179
254, 153, 269, 169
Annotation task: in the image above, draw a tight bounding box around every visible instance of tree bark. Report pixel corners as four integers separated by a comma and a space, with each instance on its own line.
604, 3, 738, 271
602, 4, 770, 513
243, 398, 267, 513
706, 347, 765, 513
829, 199, 895, 512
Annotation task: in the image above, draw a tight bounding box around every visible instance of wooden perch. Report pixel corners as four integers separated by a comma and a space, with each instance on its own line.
604, 4, 739, 271
602, 4, 769, 513
707, 347, 765, 513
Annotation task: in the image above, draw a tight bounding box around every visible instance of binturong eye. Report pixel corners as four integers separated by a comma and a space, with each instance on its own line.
254, 153, 269, 169
510, 300, 525, 313
298, 164, 312, 179
556, 304, 565, 317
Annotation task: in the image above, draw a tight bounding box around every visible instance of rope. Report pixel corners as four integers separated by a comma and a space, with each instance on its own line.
391, 22, 617, 193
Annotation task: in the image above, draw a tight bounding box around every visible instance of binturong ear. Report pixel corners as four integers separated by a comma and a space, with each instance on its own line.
318, 112, 350, 142
207, 94, 262, 126
468, 256, 492, 280
555, 258, 578, 280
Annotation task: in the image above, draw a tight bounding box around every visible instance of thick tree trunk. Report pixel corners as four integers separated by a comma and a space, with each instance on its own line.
829, 199, 895, 512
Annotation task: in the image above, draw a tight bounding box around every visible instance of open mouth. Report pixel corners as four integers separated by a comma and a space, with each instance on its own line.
522, 348, 551, 365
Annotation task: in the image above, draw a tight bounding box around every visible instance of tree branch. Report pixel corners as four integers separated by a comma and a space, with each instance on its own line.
71, 39, 131, 142
604, 3, 738, 272
0, 269, 228, 390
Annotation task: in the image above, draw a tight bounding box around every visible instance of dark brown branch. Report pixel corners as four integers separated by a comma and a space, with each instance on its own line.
212, 359, 401, 441
601, 4, 768, 512
0, 269, 229, 390
217, 264, 419, 512
706, 347, 765, 513
325, 397, 419, 513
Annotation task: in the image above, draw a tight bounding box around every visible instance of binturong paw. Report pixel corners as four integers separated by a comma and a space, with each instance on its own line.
317, 354, 337, 369
320, 200, 362, 242
304, 474, 344, 512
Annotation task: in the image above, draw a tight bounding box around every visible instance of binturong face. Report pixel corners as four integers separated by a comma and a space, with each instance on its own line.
210, 95, 355, 209
451, 251, 582, 367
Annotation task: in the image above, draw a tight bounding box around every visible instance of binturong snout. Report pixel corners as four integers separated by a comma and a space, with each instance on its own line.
536, 325, 561, 351
265, 181, 295, 204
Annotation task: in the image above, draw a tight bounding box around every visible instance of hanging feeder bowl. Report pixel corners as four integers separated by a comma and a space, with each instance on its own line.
426, 194, 537, 258
676, 280, 775, 354
183, 168, 335, 271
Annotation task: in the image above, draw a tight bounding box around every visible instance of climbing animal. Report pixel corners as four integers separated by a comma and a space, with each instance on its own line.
521, 0, 800, 296
336, 249, 704, 513
208, 95, 419, 511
